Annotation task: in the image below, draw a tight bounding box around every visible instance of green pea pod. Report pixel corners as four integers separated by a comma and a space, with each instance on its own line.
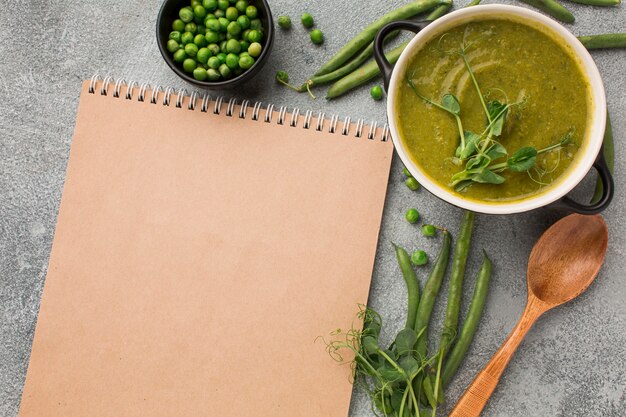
518, 0, 575, 23
412, 230, 451, 404
394, 244, 421, 330
314, 0, 448, 76
326, 42, 409, 99
591, 112, 615, 205
578, 34, 626, 49
439, 211, 475, 361
442, 251, 493, 387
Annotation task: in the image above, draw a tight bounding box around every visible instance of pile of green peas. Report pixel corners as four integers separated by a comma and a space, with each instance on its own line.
166, 0, 266, 82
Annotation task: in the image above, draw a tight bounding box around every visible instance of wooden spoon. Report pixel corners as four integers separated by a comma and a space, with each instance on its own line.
449, 214, 608, 417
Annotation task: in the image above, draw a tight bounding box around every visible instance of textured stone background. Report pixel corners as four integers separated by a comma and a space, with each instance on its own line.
0, 1, 624, 416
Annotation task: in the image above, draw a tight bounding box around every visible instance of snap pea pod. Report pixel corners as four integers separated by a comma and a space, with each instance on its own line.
442, 251, 492, 387
591, 112, 615, 204
412, 230, 451, 403
578, 33, 626, 49
519, 0, 575, 23
326, 41, 409, 99
566, 0, 620, 5
314, 0, 448, 76
299, 32, 400, 91
438, 211, 475, 361
394, 244, 421, 330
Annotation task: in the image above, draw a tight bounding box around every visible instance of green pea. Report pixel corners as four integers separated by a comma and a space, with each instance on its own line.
248, 42, 262, 57
207, 56, 221, 69
235, 0, 248, 13
421, 225, 437, 237
214, 9, 225, 18
403, 167, 412, 178
205, 18, 220, 32
236, 15, 250, 30
207, 43, 220, 55
225, 53, 239, 69
301, 13, 314, 28
183, 58, 197, 73
191, 0, 202, 7
217, 0, 229, 11
219, 63, 232, 78
172, 19, 185, 32
179, 7, 194, 23
184, 43, 199, 58
277, 15, 291, 29
184, 22, 198, 34
249, 18, 262, 31
227, 21, 241, 35
194, 5, 207, 20
226, 39, 241, 54
247, 29, 262, 43
220, 40, 228, 53
194, 33, 207, 46
225, 7, 239, 21
310, 29, 324, 45
169, 31, 182, 43
166, 39, 179, 53
173, 49, 187, 62
239, 40, 250, 51
370, 86, 383, 101
207, 68, 221, 81
197, 62, 208, 70
242, 29, 251, 40
205, 13, 215, 22
245, 5, 258, 19
239, 54, 255, 69
203, 0, 217, 11
193, 67, 208, 81
197, 47, 211, 64
239, 51, 250, 58
181, 31, 194, 45
218, 17, 229, 32
405, 177, 420, 191
217, 52, 227, 64
205, 30, 219, 43
411, 250, 428, 266
405, 208, 420, 224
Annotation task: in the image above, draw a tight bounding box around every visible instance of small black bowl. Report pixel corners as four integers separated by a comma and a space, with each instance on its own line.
157, 0, 274, 88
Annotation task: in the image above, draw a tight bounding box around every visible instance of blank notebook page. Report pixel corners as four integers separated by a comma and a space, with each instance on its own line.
19, 81, 393, 417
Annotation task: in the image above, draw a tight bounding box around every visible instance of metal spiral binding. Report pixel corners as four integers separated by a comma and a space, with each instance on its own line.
87, 76, 390, 141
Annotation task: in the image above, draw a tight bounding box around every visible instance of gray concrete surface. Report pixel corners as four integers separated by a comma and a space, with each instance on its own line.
0, 1, 624, 416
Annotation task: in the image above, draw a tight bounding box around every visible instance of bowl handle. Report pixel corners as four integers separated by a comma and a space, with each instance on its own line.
549, 146, 614, 214
374, 21, 427, 92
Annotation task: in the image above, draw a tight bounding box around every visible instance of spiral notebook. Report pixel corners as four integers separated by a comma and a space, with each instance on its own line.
19, 76, 394, 417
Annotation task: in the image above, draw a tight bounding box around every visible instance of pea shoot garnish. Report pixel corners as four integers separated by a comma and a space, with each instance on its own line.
276, 71, 316, 99
407, 42, 575, 192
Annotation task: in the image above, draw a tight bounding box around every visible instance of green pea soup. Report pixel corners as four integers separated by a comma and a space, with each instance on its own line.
395, 17, 592, 203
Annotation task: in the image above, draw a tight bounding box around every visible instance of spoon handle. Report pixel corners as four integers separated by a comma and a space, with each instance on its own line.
449, 296, 547, 417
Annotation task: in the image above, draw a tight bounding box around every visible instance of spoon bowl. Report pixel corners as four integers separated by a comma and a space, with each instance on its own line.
450, 214, 609, 417
528, 214, 608, 306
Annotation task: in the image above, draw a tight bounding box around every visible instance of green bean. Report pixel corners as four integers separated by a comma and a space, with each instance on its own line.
442, 251, 492, 387
394, 244, 420, 330
518, 0, 575, 23
439, 211, 475, 361
426, 4, 451, 21
591, 111, 614, 204
412, 230, 451, 402
566, 0, 620, 5
299, 32, 400, 91
314, 0, 448, 76
578, 33, 626, 49
326, 41, 408, 99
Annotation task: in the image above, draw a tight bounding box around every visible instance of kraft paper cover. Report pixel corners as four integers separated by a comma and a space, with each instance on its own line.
19, 81, 393, 417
